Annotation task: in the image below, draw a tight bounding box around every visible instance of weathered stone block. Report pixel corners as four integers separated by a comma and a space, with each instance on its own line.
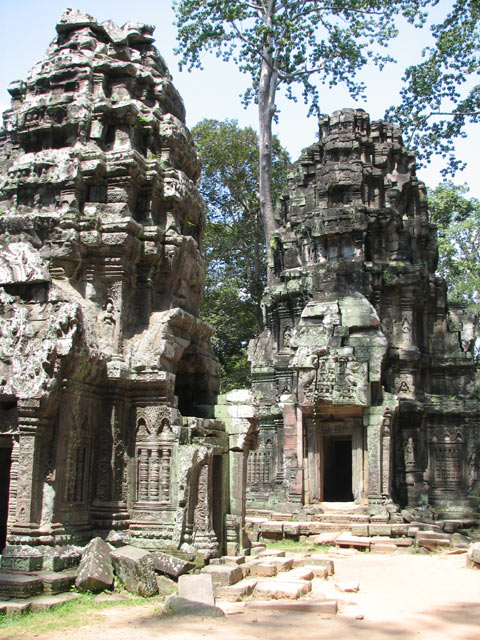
1, 546, 44, 572
368, 524, 392, 537
164, 595, 224, 617
110, 546, 158, 597
254, 579, 311, 599
0, 573, 43, 599
201, 564, 243, 586
306, 555, 335, 575
178, 574, 215, 605
249, 562, 278, 577
151, 551, 195, 578
75, 537, 114, 593
351, 524, 369, 537
247, 599, 338, 614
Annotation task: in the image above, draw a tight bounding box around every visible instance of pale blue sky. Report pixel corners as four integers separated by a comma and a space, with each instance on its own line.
1, 0, 479, 196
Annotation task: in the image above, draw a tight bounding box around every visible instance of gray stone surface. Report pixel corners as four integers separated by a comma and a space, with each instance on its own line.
164, 595, 225, 617
111, 546, 158, 597
151, 551, 195, 579
201, 564, 243, 586
178, 573, 215, 606
0, 8, 228, 561
246, 107, 479, 519
75, 537, 114, 593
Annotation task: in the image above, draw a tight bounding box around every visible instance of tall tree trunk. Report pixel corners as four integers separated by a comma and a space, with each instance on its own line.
258, 50, 279, 284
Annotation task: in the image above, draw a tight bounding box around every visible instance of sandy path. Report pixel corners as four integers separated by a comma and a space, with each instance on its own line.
9, 553, 480, 640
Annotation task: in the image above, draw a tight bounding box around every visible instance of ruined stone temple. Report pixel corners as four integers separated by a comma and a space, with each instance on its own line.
248, 109, 479, 517
0, 9, 242, 557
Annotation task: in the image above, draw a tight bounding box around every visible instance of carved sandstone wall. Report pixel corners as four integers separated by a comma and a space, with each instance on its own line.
0, 9, 226, 556
248, 108, 479, 517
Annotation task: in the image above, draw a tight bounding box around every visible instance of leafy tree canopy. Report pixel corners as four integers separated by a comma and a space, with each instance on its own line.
174, 0, 432, 281
429, 182, 480, 325
387, 0, 480, 175
193, 119, 290, 390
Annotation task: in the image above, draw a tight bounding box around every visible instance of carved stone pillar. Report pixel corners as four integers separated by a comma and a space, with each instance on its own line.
10, 400, 49, 537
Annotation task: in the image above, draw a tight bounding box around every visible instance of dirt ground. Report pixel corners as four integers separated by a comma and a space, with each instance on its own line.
12, 552, 480, 640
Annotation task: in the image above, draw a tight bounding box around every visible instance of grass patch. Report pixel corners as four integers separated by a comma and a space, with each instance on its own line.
263, 538, 331, 553
0, 591, 151, 639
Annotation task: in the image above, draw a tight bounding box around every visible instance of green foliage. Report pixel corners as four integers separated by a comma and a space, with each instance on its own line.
386, 1, 480, 175
174, 0, 430, 116
193, 119, 289, 390
429, 182, 480, 346
174, 1, 432, 272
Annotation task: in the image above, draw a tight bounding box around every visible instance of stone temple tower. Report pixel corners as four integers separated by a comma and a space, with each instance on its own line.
248, 108, 479, 518
0, 9, 228, 557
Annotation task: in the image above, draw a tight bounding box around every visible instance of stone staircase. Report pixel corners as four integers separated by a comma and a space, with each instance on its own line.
202, 549, 337, 610
246, 503, 478, 546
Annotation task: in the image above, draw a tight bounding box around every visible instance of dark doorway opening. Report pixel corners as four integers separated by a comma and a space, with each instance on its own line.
0, 445, 12, 551
323, 437, 353, 501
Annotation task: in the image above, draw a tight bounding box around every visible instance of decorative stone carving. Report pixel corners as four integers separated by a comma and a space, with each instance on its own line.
248, 108, 479, 517
0, 10, 229, 555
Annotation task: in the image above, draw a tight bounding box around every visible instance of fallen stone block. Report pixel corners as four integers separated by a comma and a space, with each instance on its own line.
282, 567, 314, 581
215, 578, 257, 602
303, 564, 328, 578
110, 546, 158, 597
304, 555, 335, 575
254, 579, 311, 599
76, 537, 114, 593
201, 564, 243, 586
156, 575, 177, 597
151, 551, 195, 579
164, 595, 225, 617
178, 573, 215, 606
415, 532, 451, 551
335, 580, 360, 593
249, 562, 278, 577
451, 533, 471, 549
257, 556, 293, 572
247, 599, 338, 614
467, 542, 480, 567
250, 545, 267, 557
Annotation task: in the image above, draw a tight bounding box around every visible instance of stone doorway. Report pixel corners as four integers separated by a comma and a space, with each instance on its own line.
304, 407, 365, 504
0, 440, 12, 551
323, 436, 353, 501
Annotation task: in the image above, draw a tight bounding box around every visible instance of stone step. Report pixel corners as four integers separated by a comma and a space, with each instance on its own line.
246, 599, 338, 614
0, 573, 43, 599
201, 564, 244, 586
314, 513, 370, 524
215, 578, 257, 602
253, 579, 312, 600
335, 533, 372, 549
37, 569, 77, 594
